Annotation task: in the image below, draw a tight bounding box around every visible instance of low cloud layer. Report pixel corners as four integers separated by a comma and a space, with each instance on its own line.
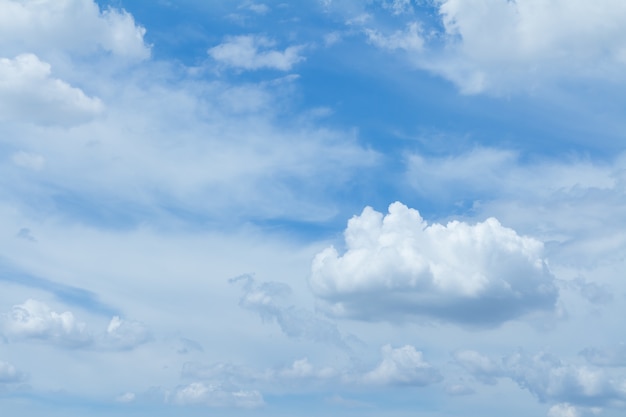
310, 202, 557, 326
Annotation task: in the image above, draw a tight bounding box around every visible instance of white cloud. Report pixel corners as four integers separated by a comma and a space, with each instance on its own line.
360, 344, 442, 386
0, 0, 150, 59
208, 35, 305, 71
366, 22, 424, 52
0, 54, 103, 125
310, 202, 557, 326
2, 299, 92, 348
405, 147, 626, 269
170, 382, 264, 408
1, 299, 149, 350
427, 0, 626, 93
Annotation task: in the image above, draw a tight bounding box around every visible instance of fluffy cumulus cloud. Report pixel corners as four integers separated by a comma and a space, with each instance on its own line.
310, 202, 557, 326
0, 0, 150, 59
2, 299, 92, 347
360, 344, 442, 386
407, 147, 626, 266
0, 54, 103, 125
208, 35, 305, 71
1, 299, 149, 350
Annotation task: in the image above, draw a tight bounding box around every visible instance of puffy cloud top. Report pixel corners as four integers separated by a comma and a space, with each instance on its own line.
310, 202, 557, 326
361, 344, 442, 386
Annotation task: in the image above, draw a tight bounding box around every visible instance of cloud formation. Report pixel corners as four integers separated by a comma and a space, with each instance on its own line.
310, 202, 557, 326
3, 299, 92, 347
1, 299, 149, 350
0, 0, 150, 59
360, 344, 442, 386
431, 0, 626, 93
0, 54, 103, 125
209, 35, 305, 71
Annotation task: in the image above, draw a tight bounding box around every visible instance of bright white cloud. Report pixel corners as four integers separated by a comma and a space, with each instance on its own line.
0, 54, 103, 125
429, 0, 626, 93
310, 202, 557, 326
170, 382, 264, 408
2, 299, 92, 347
0, 0, 150, 59
208, 35, 305, 71
360, 344, 442, 386
1, 299, 149, 351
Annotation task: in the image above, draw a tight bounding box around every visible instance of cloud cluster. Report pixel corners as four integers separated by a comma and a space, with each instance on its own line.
2, 299, 91, 348
310, 202, 557, 326
1, 299, 149, 350
208, 35, 305, 71
182, 343, 440, 390
349, 0, 626, 93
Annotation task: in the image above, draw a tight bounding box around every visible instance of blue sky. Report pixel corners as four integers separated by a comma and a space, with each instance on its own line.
2, 1, 626, 416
